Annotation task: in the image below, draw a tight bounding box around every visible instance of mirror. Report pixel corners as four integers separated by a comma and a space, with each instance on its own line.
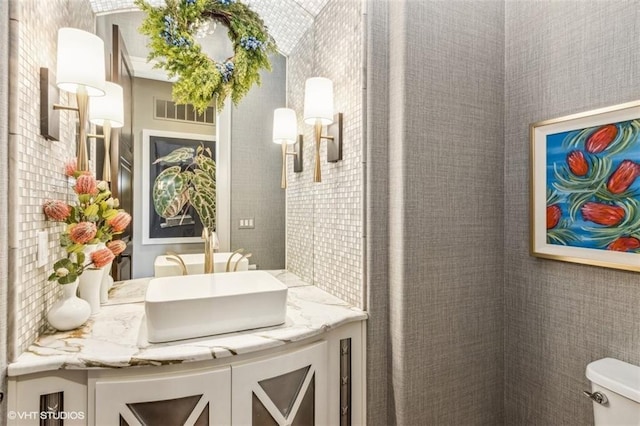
96, 10, 290, 278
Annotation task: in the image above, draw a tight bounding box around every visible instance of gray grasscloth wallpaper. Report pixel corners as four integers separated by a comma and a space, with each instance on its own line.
382, 0, 505, 424
365, 0, 390, 423
504, 1, 640, 424
230, 54, 287, 271
1, 0, 9, 420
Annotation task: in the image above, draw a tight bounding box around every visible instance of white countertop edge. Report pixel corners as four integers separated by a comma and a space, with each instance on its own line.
8, 271, 367, 377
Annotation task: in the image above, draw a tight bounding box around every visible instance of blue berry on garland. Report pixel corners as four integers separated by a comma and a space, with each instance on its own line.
216, 61, 234, 82
240, 36, 263, 51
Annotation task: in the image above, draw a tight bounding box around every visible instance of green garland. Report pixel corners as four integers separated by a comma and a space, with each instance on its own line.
135, 0, 276, 112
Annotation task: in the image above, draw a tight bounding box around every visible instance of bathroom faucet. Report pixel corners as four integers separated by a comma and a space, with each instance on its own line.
234, 253, 252, 272
225, 249, 253, 272
165, 251, 188, 276
225, 249, 244, 272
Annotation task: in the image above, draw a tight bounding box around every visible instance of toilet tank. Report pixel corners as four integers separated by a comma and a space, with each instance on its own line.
586, 358, 640, 426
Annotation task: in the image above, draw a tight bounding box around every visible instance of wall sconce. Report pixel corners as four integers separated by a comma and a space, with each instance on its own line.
273, 107, 303, 189
303, 77, 343, 183
53, 27, 106, 172
89, 82, 124, 183
39, 68, 60, 141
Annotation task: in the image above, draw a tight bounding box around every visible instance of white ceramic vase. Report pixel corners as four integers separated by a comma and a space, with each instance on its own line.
77, 243, 102, 315
79, 268, 103, 315
46, 279, 91, 331
100, 261, 113, 304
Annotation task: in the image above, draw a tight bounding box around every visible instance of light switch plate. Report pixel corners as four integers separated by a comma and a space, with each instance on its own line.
239, 218, 255, 229
37, 230, 48, 268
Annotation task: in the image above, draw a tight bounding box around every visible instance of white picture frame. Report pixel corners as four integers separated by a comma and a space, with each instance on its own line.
141, 121, 230, 248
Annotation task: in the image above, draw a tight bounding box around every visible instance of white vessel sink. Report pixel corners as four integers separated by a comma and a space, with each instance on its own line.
154, 253, 249, 277
145, 271, 288, 343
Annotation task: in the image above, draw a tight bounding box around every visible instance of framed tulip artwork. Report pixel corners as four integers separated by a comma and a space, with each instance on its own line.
531, 100, 640, 272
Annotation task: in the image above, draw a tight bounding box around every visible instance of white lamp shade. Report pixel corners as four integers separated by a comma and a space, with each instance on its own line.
89, 82, 124, 128
56, 28, 106, 97
303, 77, 334, 125
273, 108, 297, 144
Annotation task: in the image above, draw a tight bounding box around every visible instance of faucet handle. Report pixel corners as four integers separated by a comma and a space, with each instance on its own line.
234, 253, 252, 272
165, 251, 188, 276
225, 249, 245, 272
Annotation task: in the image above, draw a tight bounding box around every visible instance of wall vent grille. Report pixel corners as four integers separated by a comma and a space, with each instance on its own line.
154, 98, 215, 125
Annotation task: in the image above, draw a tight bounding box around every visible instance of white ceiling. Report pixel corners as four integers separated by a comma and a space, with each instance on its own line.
88, 0, 329, 55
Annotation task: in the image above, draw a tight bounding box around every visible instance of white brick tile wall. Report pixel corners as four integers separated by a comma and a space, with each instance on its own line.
286, 0, 364, 308
13, 0, 95, 355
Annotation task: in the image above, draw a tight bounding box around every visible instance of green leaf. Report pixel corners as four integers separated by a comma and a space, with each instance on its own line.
153, 166, 191, 218
102, 209, 119, 220
78, 194, 92, 204
193, 169, 215, 188
53, 258, 74, 270
84, 204, 99, 220
66, 244, 85, 254
95, 190, 112, 202
60, 233, 72, 247
153, 147, 195, 165
188, 186, 216, 230
59, 273, 78, 285
195, 154, 216, 176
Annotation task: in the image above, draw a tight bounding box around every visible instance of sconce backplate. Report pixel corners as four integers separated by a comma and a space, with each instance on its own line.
327, 112, 343, 163
294, 134, 303, 173
39, 67, 60, 141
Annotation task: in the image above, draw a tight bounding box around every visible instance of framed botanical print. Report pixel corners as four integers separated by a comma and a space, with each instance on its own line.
142, 129, 215, 245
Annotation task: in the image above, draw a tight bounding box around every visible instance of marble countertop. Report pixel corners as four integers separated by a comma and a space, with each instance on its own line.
8, 271, 367, 377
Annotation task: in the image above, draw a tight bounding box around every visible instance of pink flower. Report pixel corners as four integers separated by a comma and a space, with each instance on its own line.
91, 248, 115, 268
74, 174, 98, 195
107, 240, 127, 256
64, 158, 77, 177
69, 222, 97, 244
108, 212, 132, 233
43, 200, 71, 221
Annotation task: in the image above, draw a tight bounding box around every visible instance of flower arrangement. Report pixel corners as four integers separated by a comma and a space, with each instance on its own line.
135, 0, 277, 112
43, 160, 132, 285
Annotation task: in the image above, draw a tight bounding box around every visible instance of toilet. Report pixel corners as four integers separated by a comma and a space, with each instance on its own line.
586, 358, 640, 425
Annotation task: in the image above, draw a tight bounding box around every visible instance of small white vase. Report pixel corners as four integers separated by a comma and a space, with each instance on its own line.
77, 243, 105, 314
80, 243, 98, 266
100, 261, 113, 304
47, 280, 91, 331
79, 268, 103, 315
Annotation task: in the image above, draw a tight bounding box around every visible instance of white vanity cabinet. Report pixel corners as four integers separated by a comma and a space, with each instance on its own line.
232, 341, 328, 425
7, 321, 366, 426
90, 367, 231, 425
7, 371, 88, 425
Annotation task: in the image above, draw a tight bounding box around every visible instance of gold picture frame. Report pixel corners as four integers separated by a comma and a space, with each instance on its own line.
531, 100, 640, 272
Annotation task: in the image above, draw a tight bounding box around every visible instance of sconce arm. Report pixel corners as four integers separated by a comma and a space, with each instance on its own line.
53, 104, 79, 112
